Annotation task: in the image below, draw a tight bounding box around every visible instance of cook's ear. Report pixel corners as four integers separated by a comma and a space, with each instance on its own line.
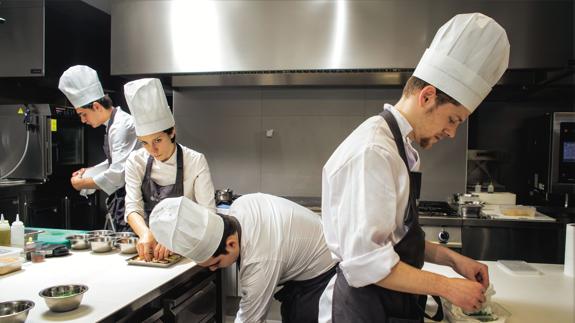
418, 85, 437, 109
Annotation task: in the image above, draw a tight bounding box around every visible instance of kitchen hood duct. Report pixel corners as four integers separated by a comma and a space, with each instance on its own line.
111, 0, 574, 87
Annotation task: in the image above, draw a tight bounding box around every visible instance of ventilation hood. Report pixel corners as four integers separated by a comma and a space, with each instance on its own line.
111, 0, 574, 87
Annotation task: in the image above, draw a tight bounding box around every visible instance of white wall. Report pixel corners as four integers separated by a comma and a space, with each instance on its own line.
174, 87, 467, 200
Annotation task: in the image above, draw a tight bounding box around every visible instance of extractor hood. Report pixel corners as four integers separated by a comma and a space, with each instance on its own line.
110, 0, 574, 87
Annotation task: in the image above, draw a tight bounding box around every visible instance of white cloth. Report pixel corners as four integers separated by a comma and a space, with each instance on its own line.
124, 78, 175, 136
89, 107, 140, 195
58, 65, 105, 107
413, 13, 510, 113
231, 193, 336, 323
149, 196, 224, 263
79, 163, 107, 198
124, 145, 216, 222
321, 105, 418, 288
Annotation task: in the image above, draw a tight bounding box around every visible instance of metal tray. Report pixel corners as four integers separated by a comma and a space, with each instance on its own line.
126, 254, 183, 268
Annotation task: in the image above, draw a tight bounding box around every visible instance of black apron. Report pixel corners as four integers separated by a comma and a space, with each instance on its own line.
274, 265, 337, 323
103, 108, 130, 232
332, 110, 443, 323
141, 144, 184, 223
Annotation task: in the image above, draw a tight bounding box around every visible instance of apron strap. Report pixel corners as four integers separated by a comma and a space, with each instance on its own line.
103, 107, 118, 165
419, 295, 444, 322
380, 110, 409, 170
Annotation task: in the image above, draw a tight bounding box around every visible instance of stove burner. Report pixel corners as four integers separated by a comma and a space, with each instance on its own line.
418, 201, 459, 217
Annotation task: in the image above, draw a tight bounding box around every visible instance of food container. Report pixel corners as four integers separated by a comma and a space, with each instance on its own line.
0, 300, 34, 323
499, 205, 536, 217
30, 250, 46, 263
115, 237, 138, 254
459, 202, 483, 218
88, 236, 115, 253
126, 254, 183, 268
0, 246, 22, 260
39, 284, 88, 312
0, 257, 24, 276
86, 230, 114, 237
66, 234, 91, 250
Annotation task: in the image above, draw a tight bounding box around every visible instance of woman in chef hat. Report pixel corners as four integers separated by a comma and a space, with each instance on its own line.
123, 78, 216, 261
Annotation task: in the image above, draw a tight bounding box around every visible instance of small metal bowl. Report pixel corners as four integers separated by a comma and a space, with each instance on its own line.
66, 234, 91, 250
115, 237, 139, 254
0, 300, 34, 323
88, 236, 115, 253
113, 232, 136, 239
39, 284, 88, 312
87, 230, 114, 237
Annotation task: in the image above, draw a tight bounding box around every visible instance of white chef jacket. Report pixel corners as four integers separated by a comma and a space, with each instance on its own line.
124, 145, 216, 221
231, 193, 336, 323
90, 107, 139, 195
321, 104, 420, 289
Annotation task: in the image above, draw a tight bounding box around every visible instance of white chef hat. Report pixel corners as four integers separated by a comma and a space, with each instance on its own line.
58, 65, 105, 108
150, 196, 224, 263
124, 78, 175, 136
413, 13, 510, 113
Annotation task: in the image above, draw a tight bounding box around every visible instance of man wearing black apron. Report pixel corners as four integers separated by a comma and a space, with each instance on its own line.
321, 13, 510, 322
59, 65, 139, 232
149, 193, 337, 323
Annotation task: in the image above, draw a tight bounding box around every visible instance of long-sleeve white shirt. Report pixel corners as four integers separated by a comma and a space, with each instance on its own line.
91, 107, 139, 195
231, 193, 336, 323
124, 145, 216, 221
321, 104, 420, 288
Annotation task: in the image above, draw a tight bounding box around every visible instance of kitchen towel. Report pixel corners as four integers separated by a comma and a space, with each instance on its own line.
565, 223, 575, 277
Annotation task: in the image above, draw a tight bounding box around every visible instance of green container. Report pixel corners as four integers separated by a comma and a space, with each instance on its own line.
27, 227, 88, 249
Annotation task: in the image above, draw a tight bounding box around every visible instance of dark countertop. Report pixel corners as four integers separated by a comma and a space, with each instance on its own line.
535, 206, 575, 224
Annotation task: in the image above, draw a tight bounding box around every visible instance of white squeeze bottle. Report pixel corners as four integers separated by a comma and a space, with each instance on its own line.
10, 214, 24, 248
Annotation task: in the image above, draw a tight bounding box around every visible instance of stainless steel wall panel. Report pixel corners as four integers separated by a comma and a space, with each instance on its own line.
112, 0, 573, 76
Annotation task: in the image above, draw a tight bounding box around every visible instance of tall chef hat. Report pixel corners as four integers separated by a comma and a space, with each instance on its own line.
150, 196, 224, 264
124, 78, 175, 136
58, 65, 105, 108
413, 13, 510, 113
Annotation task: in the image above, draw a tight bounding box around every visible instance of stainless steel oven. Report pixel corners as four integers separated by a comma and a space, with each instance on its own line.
0, 104, 52, 181
419, 201, 463, 253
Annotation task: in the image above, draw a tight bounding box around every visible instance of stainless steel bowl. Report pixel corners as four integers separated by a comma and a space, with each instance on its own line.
115, 237, 139, 254
0, 300, 34, 323
87, 230, 114, 237
66, 234, 91, 250
39, 284, 88, 312
113, 232, 136, 239
88, 236, 115, 253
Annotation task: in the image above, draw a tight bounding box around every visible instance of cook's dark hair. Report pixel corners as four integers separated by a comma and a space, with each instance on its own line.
211, 214, 239, 258
80, 95, 113, 109
163, 127, 176, 143
402, 76, 461, 106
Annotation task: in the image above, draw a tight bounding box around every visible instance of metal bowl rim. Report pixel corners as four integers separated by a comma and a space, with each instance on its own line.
38, 285, 89, 299
0, 300, 35, 317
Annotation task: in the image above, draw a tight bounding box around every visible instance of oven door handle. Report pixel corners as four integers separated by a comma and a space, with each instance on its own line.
429, 241, 462, 248
163, 280, 216, 320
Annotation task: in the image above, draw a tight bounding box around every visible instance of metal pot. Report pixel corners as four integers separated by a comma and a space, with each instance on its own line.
459, 202, 483, 218
215, 189, 234, 205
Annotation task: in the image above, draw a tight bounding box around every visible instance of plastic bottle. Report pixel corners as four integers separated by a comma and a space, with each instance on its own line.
487, 182, 495, 193
474, 182, 482, 193
10, 214, 24, 248
0, 214, 11, 246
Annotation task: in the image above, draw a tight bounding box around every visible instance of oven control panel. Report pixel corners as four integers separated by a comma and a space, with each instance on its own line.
421, 226, 462, 250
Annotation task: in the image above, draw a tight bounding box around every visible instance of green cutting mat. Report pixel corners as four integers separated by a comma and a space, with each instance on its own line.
27, 227, 88, 248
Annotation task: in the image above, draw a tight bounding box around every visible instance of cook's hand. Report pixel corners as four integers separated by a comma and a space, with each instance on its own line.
154, 243, 172, 261
70, 176, 83, 191
136, 231, 157, 262
444, 278, 486, 313
72, 168, 86, 177
453, 255, 490, 288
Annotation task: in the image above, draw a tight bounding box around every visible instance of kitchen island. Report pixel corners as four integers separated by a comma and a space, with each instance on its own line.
424, 261, 574, 323
0, 249, 223, 322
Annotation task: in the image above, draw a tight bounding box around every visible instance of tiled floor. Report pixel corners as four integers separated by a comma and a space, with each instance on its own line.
225, 296, 282, 323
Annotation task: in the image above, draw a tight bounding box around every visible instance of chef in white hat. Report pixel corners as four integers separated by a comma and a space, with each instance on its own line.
150, 193, 337, 323
123, 78, 215, 261
58, 65, 139, 232
320, 13, 510, 322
